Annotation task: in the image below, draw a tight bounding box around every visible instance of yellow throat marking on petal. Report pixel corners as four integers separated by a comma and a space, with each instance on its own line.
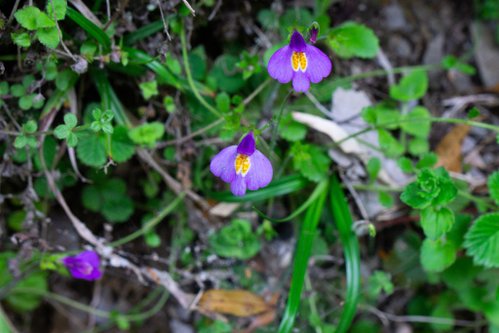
291, 52, 307, 72
234, 154, 251, 176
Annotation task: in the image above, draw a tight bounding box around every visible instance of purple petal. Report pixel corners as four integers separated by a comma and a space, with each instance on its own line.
210, 146, 237, 183
62, 251, 102, 281
245, 150, 273, 191
230, 175, 247, 196
77, 250, 100, 268
292, 71, 310, 92
237, 132, 256, 156
289, 31, 307, 52
267, 46, 293, 84
305, 45, 332, 83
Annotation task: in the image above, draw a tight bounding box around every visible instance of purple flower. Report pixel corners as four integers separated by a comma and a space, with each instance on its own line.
267, 30, 332, 92
210, 132, 273, 196
309, 25, 319, 44
62, 250, 102, 281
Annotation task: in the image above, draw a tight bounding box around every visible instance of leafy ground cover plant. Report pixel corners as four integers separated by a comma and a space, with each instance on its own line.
0, 0, 498, 332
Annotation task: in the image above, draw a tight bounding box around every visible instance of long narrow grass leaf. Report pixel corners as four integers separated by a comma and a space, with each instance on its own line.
253, 179, 328, 222
277, 182, 328, 333
66, 7, 111, 51
209, 175, 308, 202
329, 173, 361, 333
124, 20, 165, 44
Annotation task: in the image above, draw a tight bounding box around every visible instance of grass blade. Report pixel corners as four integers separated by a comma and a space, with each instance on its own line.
277, 181, 328, 333
124, 20, 165, 45
253, 179, 328, 222
208, 175, 308, 202
329, 173, 361, 332
66, 7, 111, 51
91, 69, 130, 127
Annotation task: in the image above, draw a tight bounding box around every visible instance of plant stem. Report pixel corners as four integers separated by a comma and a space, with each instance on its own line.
110, 193, 185, 247
179, 22, 222, 118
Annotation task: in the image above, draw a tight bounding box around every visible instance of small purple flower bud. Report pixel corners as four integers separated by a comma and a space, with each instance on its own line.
62, 250, 102, 281
309, 25, 319, 44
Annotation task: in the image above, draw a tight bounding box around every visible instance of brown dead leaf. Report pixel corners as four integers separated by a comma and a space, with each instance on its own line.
435, 124, 470, 172
197, 289, 272, 317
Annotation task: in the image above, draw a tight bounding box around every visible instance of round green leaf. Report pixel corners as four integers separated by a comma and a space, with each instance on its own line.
76, 132, 107, 167
420, 207, 455, 240
420, 238, 456, 272
328, 22, 379, 59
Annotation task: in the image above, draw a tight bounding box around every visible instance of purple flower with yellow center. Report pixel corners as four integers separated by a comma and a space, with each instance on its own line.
210, 132, 273, 196
62, 250, 102, 281
267, 30, 332, 92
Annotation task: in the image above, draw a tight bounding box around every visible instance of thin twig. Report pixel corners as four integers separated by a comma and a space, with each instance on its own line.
181, 0, 196, 16
157, 0, 171, 40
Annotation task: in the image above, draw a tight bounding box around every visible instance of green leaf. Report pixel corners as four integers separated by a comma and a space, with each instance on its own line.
420, 238, 456, 272
66, 7, 111, 51
163, 96, 175, 113
14, 6, 42, 30
378, 191, 394, 208
18, 94, 33, 110
397, 157, 414, 173
63, 113, 77, 128
292, 143, 330, 182
76, 132, 107, 167
36, 27, 60, 48
328, 22, 379, 59
215, 92, 231, 113
14, 135, 28, 149
488, 171, 499, 204
366, 157, 381, 181
35, 11, 56, 29
102, 196, 134, 222
11, 32, 31, 48
279, 113, 307, 142
23, 120, 37, 134
401, 106, 431, 138
408, 137, 429, 155
139, 80, 158, 100
207, 55, 245, 93
54, 124, 69, 139
128, 122, 164, 145
377, 129, 404, 157
0, 82, 9, 96
420, 206, 455, 240
441, 55, 476, 75
10, 84, 26, 97
389, 70, 429, 102
144, 231, 161, 248
82, 185, 101, 211
431, 167, 457, 206
110, 126, 135, 163
209, 219, 261, 260
66, 132, 78, 147
416, 152, 438, 169
7, 272, 48, 312
464, 213, 499, 268
367, 271, 394, 299
46, 0, 67, 20
55, 69, 74, 91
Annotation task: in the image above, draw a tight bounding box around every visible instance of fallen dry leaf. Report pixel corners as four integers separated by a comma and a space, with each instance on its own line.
435, 124, 470, 172
197, 289, 273, 317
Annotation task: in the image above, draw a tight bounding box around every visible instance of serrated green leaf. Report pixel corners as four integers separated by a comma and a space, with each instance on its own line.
111, 126, 135, 163
421, 238, 456, 272
46, 0, 67, 20
279, 113, 307, 142
401, 106, 431, 138
420, 206, 455, 239
11, 32, 31, 48
36, 27, 60, 48
209, 219, 261, 259
292, 144, 329, 182
328, 22, 379, 59
35, 11, 56, 29
488, 171, 499, 204
76, 132, 106, 167
464, 213, 499, 268
390, 70, 428, 102
128, 122, 164, 145
14, 6, 42, 30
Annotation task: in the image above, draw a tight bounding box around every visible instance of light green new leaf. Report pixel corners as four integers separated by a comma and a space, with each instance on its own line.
464, 213, 499, 268
46, 0, 67, 20
420, 238, 456, 272
14, 6, 42, 30
63, 113, 77, 128
139, 80, 158, 100
377, 129, 404, 157
36, 27, 60, 49
328, 22, 379, 59
420, 206, 455, 240
390, 70, 429, 102
128, 122, 165, 145
11, 32, 31, 48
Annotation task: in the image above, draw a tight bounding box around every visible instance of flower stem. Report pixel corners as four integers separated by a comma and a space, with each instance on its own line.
179, 22, 222, 118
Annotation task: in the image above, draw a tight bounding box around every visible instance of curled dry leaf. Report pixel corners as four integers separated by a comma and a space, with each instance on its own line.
196, 289, 274, 317
435, 124, 470, 173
